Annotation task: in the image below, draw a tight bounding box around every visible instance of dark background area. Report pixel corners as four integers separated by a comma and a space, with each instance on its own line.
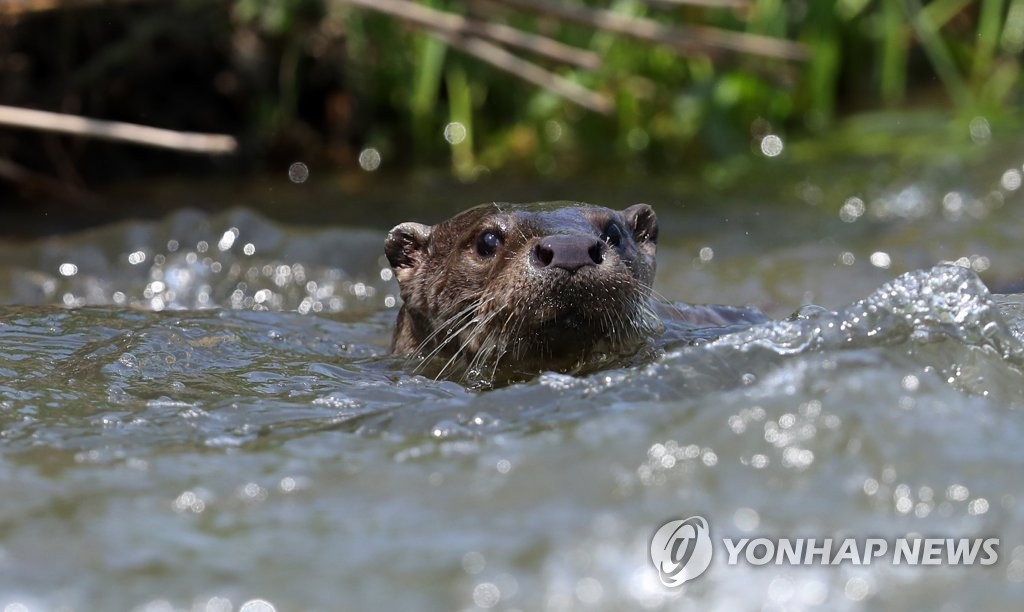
1, 0, 1022, 235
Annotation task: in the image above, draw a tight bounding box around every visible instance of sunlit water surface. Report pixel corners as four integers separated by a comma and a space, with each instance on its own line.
3, 144, 1024, 611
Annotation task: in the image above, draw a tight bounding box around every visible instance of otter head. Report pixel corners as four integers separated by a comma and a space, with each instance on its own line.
385, 202, 662, 386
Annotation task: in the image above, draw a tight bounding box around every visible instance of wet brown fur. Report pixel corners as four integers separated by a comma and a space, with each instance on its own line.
385, 202, 662, 385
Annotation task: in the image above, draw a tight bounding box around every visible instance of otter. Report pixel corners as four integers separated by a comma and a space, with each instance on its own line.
385, 202, 765, 386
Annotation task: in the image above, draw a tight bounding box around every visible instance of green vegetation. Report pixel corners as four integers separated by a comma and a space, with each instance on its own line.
234, 0, 1024, 176
2, 0, 1023, 191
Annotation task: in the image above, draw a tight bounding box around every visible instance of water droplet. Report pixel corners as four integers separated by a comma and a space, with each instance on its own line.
734, 507, 760, 532
288, 162, 309, 183
462, 551, 486, 574
576, 577, 603, 604
760, 134, 784, 157
472, 582, 501, 608
218, 228, 239, 251
839, 197, 865, 222
627, 127, 649, 151
1001, 168, 1022, 191
358, 147, 382, 171
544, 119, 564, 142
443, 122, 467, 145
844, 577, 869, 601
239, 600, 276, 612
969, 116, 991, 143
968, 498, 990, 515
863, 478, 879, 495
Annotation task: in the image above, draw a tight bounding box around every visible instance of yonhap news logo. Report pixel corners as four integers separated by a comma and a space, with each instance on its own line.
649, 516, 714, 587
651, 515, 998, 586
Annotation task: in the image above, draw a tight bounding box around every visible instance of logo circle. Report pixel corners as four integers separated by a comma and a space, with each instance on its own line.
650, 515, 713, 587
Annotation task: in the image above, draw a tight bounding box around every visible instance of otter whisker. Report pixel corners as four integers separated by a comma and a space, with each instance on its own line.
428, 307, 495, 374
476, 306, 521, 380
412, 311, 476, 367
465, 326, 503, 383
412, 299, 481, 357
507, 299, 532, 365
464, 307, 507, 372
634, 280, 681, 311
452, 316, 505, 382
414, 297, 495, 371
436, 306, 505, 380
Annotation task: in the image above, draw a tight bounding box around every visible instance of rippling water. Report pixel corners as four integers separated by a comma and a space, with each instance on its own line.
3, 146, 1024, 610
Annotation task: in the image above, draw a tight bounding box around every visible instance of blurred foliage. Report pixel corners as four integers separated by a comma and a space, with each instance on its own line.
2, 0, 1024, 188
255, 0, 1024, 178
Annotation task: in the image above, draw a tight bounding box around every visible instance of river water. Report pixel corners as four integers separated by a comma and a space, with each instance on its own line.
2, 133, 1024, 610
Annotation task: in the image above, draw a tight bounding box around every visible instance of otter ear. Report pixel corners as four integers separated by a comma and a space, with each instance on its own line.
623, 203, 658, 246
385, 222, 432, 284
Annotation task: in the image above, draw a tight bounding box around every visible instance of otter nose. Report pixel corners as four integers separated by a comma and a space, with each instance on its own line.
532, 234, 604, 272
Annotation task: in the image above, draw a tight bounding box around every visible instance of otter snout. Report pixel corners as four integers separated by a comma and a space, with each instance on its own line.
387, 202, 660, 384
532, 234, 604, 272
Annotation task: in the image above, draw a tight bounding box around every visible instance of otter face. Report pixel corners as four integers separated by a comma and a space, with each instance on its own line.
385, 202, 662, 385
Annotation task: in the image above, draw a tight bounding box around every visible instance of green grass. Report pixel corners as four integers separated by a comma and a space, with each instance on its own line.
61, 0, 1024, 179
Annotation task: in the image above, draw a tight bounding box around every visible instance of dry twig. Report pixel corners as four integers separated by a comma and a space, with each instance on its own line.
487, 0, 807, 60
0, 105, 238, 154
342, 0, 612, 113
0, 0, 157, 17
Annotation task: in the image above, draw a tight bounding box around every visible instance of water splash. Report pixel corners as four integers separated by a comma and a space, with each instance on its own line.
714, 264, 1024, 359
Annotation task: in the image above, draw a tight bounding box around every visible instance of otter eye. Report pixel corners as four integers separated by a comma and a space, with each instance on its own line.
475, 230, 502, 258
601, 222, 623, 248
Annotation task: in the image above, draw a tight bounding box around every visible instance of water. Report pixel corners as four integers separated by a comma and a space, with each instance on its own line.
3, 143, 1024, 610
